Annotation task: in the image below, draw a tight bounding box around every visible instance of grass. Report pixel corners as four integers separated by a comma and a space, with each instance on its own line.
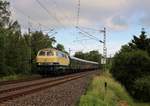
0, 74, 40, 81
78, 71, 135, 106
135, 103, 150, 106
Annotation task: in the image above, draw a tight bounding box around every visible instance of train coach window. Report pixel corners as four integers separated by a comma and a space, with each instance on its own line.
39, 51, 45, 56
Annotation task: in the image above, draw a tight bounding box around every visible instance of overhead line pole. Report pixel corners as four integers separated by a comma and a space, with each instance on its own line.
75, 0, 81, 41
69, 48, 72, 56
100, 27, 107, 71
76, 0, 81, 27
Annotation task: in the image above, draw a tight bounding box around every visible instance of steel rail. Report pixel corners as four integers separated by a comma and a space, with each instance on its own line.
0, 71, 96, 103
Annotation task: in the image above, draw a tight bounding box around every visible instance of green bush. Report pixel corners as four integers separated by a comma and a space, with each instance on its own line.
133, 76, 150, 102
111, 50, 150, 101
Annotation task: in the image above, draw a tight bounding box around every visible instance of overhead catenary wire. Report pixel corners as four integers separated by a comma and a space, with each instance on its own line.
37, 0, 78, 46
75, 0, 103, 45
10, 5, 54, 32
11, 6, 36, 26
73, 38, 93, 42
45, 0, 75, 28
35, 0, 66, 29
77, 27, 103, 43
79, 32, 102, 43
79, 26, 100, 32
75, 0, 103, 48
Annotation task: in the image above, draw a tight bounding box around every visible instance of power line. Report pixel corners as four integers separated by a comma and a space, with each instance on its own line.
35, 0, 66, 29
73, 38, 92, 42
77, 27, 103, 42
45, 0, 75, 27
11, 6, 37, 32
79, 26, 100, 32
11, 5, 53, 32
79, 32, 103, 43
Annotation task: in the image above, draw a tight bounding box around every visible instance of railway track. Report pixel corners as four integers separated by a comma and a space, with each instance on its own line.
0, 71, 97, 103
0, 76, 42, 86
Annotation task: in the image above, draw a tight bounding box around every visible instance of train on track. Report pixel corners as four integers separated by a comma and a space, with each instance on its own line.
36, 48, 99, 75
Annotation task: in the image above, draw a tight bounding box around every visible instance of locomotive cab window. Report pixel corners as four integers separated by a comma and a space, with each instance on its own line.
47, 51, 53, 56
56, 52, 68, 59
38, 51, 45, 56
57, 52, 64, 57
62, 53, 65, 58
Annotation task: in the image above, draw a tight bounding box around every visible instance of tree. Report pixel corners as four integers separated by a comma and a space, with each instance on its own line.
0, 0, 64, 77
88, 50, 101, 62
0, 28, 8, 76
8, 21, 21, 32
111, 50, 150, 101
128, 29, 150, 55
56, 43, 65, 51
111, 29, 150, 102
74, 50, 102, 64
30, 31, 56, 58
74, 51, 85, 59
24, 31, 56, 73
0, 0, 10, 27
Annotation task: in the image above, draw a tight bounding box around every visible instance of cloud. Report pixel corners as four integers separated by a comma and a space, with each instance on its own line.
140, 14, 150, 27
8, 0, 150, 54
105, 15, 128, 30
9, 0, 150, 30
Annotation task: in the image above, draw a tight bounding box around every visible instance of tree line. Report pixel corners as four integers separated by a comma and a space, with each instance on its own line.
0, 0, 64, 77
111, 29, 150, 102
74, 50, 102, 66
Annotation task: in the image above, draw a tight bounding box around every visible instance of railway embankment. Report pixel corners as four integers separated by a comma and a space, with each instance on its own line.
78, 71, 150, 106
0, 70, 99, 106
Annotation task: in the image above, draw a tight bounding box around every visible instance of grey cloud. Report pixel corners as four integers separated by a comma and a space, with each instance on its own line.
140, 14, 150, 27
9, 0, 150, 31
105, 15, 128, 30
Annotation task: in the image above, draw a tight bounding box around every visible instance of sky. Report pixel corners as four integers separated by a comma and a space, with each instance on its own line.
8, 0, 150, 56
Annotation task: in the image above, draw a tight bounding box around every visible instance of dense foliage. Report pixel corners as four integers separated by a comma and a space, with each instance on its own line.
0, 0, 10, 27
74, 50, 102, 65
111, 30, 150, 102
56, 43, 65, 51
0, 0, 60, 77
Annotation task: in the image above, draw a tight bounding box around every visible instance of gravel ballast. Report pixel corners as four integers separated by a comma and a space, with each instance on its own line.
1, 71, 99, 106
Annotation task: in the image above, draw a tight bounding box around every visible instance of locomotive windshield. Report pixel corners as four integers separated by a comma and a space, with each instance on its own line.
38, 50, 54, 56
39, 51, 45, 56
47, 51, 53, 56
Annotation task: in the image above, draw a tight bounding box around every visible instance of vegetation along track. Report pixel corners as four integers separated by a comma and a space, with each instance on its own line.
0, 70, 97, 103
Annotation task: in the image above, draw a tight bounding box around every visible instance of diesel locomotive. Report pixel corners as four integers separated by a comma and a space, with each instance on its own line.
36, 48, 99, 75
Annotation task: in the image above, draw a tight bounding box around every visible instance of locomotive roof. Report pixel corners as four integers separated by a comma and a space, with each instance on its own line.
70, 56, 99, 65
39, 48, 57, 51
